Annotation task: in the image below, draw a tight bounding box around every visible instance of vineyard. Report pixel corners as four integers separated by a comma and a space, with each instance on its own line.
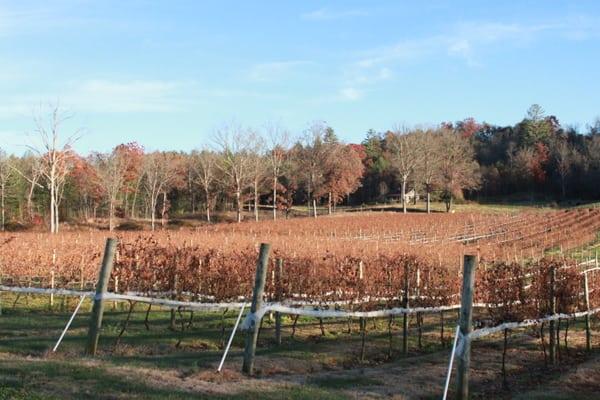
1, 208, 600, 398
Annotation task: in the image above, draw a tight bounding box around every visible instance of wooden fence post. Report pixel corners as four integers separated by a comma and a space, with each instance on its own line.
86, 238, 117, 356
402, 262, 410, 355
549, 265, 556, 364
584, 272, 591, 352
170, 274, 179, 331
456, 255, 477, 400
50, 270, 55, 308
275, 258, 283, 346
242, 243, 271, 375
0, 269, 3, 316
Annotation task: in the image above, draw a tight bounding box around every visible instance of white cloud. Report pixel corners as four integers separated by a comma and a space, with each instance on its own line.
69, 80, 185, 113
248, 61, 310, 82
353, 18, 599, 70
0, 5, 84, 37
0, 79, 193, 118
339, 87, 362, 101
301, 8, 369, 21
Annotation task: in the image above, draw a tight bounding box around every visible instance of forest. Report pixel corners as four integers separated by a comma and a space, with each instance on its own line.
0, 103, 599, 232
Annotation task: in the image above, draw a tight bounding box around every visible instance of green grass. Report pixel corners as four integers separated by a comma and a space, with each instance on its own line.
2, 293, 599, 398
0, 357, 349, 400
0, 294, 414, 399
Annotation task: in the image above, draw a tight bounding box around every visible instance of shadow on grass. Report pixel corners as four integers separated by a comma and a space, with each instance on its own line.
0, 358, 347, 400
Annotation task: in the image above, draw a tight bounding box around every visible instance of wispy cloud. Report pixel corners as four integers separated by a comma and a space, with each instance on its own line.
354, 19, 598, 69
0, 79, 194, 118
70, 80, 187, 113
0, 4, 88, 37
332, 17, 600, 102
339, 87, 362, 101
301, 8, 369, 21
248, 61, 310, 82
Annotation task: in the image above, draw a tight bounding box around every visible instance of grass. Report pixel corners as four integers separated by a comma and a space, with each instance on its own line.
0, 293, 462, 398
1, 293, 600, 398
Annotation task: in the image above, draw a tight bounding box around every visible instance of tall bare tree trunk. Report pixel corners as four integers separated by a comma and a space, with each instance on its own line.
236, 189, 241, 223
273, 176, 277, 220
1, 182, 5, 231
50, 179, 56, 233
401, 178, 407, 214
27, 181, 35, 221
150, 196, 156, 230
426, 190, 431, 214
328, 192, 332, 215
204, 188, 211, 223
131, 176, 142, 219
109, 199, 115, 231
161, 191, 167, 227
254, 181, 259, 222
54, 196, 59, 233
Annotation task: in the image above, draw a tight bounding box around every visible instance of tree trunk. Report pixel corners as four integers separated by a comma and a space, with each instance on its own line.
150, 196, 156, 231
161, 191, 167, 227
54, 196, 59, 233
50, 179, 56, 233
1, 183, 5, 231
27, 180, 36, 221
254, 181, 259, 222
123, 192, 129, 219
236, 189, 241, 223
131, 176, 142, 219
445, 195, 453, 213
204, 188, 211, 223
328, 192, 332, 215
109, 198, 115, 231
307, 180, 311, 217
426, 190, 431, 214
273, 176, 277, 220
401, 178, 407, 214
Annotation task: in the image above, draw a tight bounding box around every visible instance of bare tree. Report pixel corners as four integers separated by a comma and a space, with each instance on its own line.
413, 129, 442, 213
92, 146, 131, 231
0, 149, 13, 231
265, 122, 289, 220
248, 132, 267, 222
387, 127, 420, 213
554, 140, 573, 199
293, 121, 329, 217
143, 152, 182, 230
438, 128, 480, 212
9, 152, 44, 221
29, 105, 80, 233
191, 149, 219, 223
214, 123, 255, 223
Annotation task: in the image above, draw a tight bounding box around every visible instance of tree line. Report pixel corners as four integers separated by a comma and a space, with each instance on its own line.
0, 104, 598, 232
356, 104, 600, 208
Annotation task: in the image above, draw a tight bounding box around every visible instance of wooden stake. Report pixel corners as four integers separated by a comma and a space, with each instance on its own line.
456, 255, 477, 400
584, 272, 591, 352
275, 258, 283, 346
242, 243, 271, 375
86, 238, 117, 356
402, 262, 409, 355
549, 265, 556, 364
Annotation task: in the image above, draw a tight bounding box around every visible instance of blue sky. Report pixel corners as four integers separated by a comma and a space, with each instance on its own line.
1, 0, 599, 154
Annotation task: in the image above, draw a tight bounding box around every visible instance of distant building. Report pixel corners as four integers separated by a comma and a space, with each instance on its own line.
386, 190, 419, 204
